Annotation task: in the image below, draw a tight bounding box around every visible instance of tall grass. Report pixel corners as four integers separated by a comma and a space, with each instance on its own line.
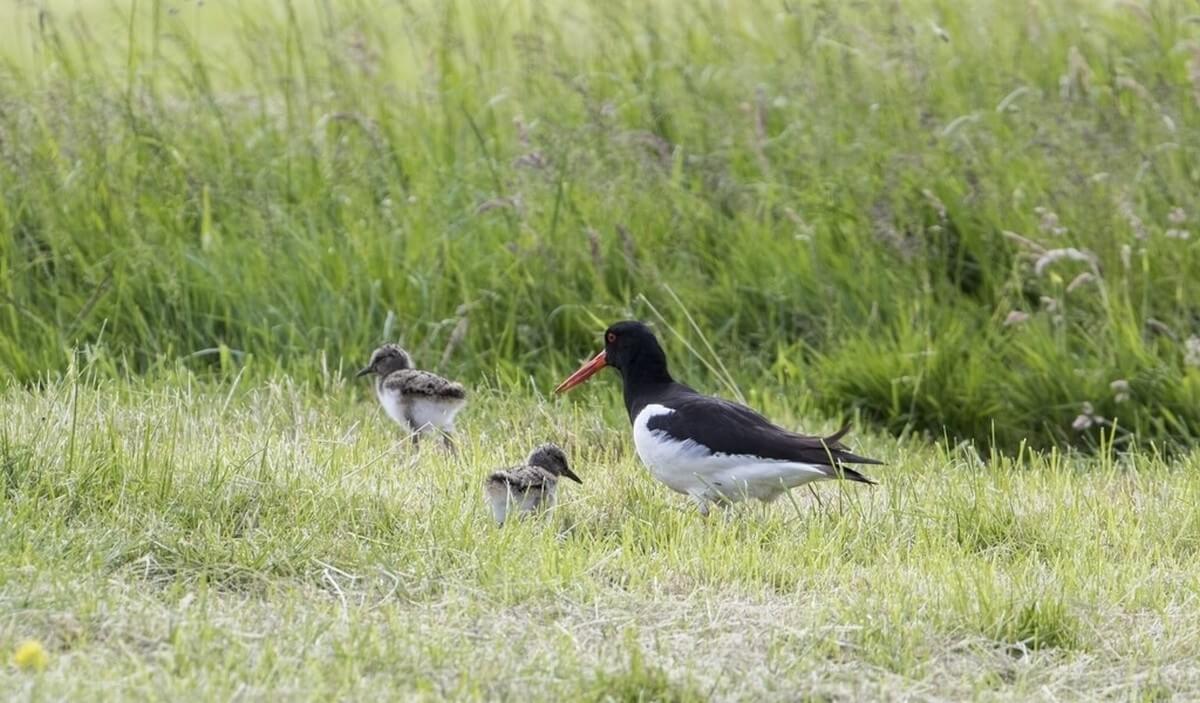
1, 0, 1198, 449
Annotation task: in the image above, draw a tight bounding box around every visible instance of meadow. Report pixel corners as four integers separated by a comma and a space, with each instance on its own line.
2, 0, 1200, 700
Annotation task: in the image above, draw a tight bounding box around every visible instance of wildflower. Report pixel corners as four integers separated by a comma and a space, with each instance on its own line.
1004, 311, 1030, 327
1072, 401, 1100, 431
12, 640, 48, 672
1165, 229, 1190, 240
1186, 336, 1200, 368
1168, 207, 1186, 225
1040, 296, 1059, 312
1111, 379, 1131, 403
1034, 247, 1098, 277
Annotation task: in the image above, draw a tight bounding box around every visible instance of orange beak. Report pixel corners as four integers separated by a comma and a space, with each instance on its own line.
553, 350, 607, 394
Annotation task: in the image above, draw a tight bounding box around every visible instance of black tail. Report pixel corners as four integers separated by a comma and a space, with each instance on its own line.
819, 421, 882, 485
832, 464, 878, 485
825, 421, 853, 447
822, 421, 883, 466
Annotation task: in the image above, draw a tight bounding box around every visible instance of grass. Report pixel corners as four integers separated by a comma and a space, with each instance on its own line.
3, 0, 1200, 699
2, 370, 1199, 699
0, 0, 1197, 448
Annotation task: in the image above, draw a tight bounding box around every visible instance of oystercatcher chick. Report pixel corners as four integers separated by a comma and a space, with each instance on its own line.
554, 321, 880, 515
356, 344, 467, 449
484, 444, 582, 525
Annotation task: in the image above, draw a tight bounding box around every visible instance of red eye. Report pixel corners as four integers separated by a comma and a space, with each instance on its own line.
606, 332, 617, 343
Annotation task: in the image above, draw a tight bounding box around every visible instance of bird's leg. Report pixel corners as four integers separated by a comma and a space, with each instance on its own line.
402, 407, 422, 450
705, 496, 737, 523
440, 430, 457, 454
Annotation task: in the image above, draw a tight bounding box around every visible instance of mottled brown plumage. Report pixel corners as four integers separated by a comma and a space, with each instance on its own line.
381, 369, 467, 399
356, 344, 467, 448
484, 444, 582, 525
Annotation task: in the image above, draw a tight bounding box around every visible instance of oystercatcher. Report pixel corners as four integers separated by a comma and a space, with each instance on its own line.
554, 321, 879, 514
356, 344, 467, 449
484, 444, 582, 525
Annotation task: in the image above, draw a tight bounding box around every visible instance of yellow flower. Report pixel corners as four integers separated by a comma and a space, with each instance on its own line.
12, 640, 48, 672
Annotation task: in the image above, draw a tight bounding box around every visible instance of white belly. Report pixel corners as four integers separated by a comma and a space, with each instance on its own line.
632, 404, 829, 503
377, 387, 465, 433
486, 483, 556, 525
409, 396, 465, 430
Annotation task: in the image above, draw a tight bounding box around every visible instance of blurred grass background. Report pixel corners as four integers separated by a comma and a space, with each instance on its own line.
1, 0, 1198, 450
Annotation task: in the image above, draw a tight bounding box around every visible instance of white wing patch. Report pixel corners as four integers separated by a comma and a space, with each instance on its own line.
631, 403, 830, 504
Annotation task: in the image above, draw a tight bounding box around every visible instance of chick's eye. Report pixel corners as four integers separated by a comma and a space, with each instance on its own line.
606, 332, 617, 343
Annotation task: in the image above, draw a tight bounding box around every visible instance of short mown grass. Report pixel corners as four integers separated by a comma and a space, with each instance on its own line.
1, 371, 1198, 699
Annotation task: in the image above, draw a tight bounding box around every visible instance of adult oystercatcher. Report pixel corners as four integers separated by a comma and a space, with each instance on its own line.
356, 344, 467, 449
554, 321, 879, 514
483, 443, 583, 525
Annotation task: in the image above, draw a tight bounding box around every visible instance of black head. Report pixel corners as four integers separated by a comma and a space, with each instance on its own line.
356, 344, 413, 378
554, 320, 671, 394
526, 443, 582, 483
600, 320, 667, 376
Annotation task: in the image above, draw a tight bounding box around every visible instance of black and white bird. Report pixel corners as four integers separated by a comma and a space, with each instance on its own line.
483, 444, 582, 525
554, 321, 880, 515
356, 344, 467, 448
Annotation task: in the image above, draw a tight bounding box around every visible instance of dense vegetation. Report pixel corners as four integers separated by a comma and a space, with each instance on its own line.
2, 1, 1199, 449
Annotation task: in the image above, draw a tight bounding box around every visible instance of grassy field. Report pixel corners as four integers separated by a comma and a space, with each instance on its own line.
3, 0, 1200, 699
3, 371, 1199, 700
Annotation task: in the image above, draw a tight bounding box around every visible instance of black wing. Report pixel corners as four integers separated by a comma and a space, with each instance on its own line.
646, 392, 881, 467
